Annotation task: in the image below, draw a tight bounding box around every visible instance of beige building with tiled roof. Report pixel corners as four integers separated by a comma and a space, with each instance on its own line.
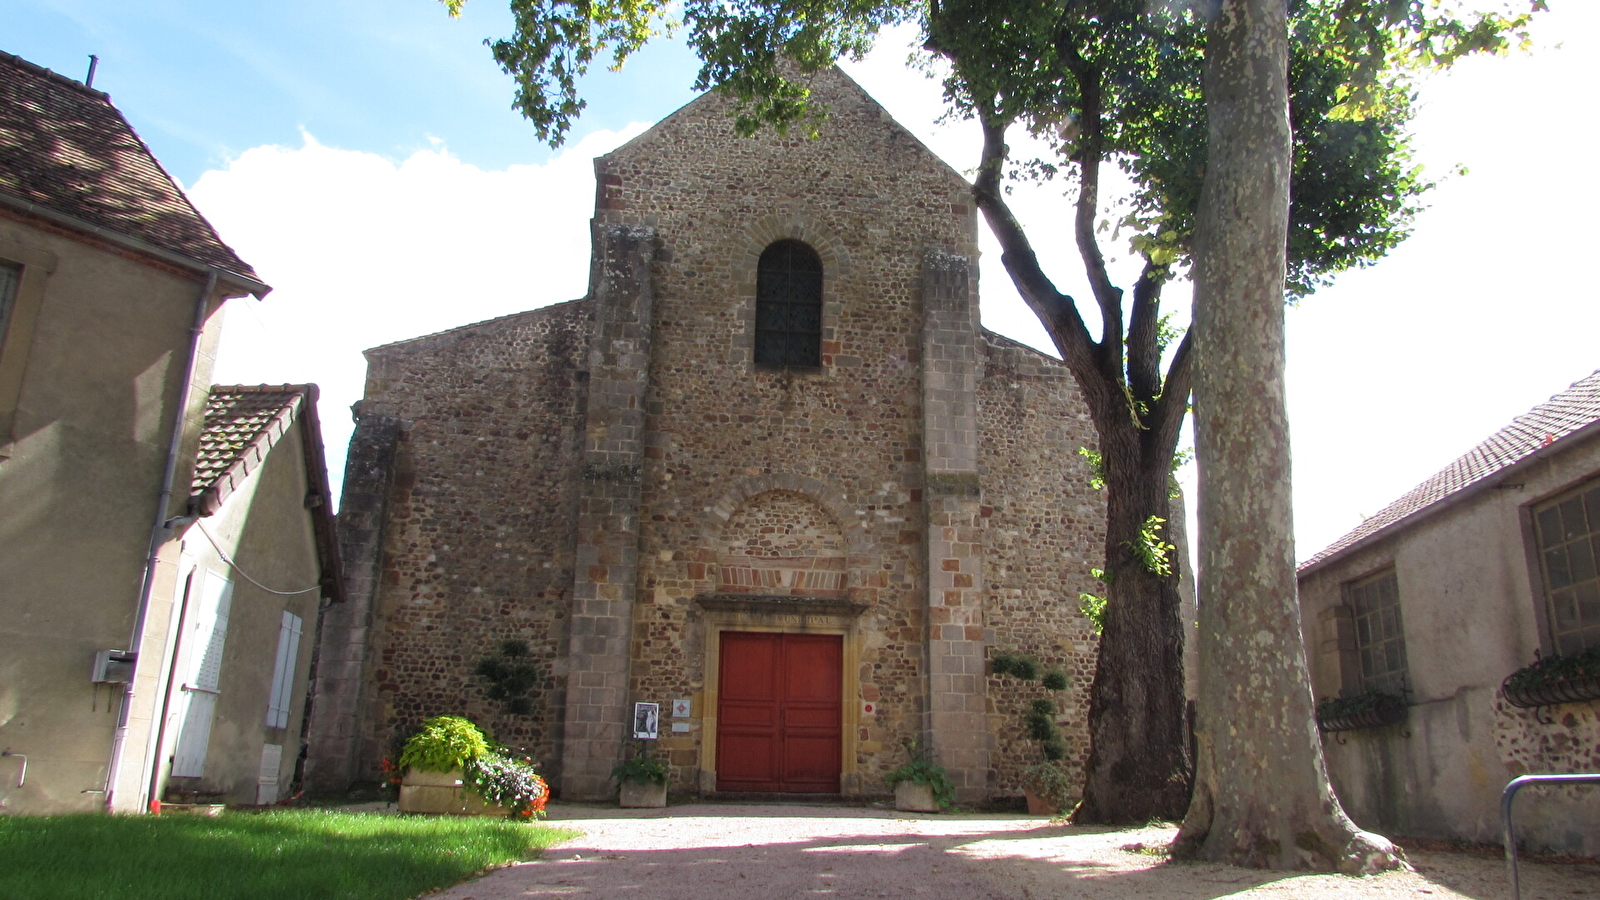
1297, 368, 1600, 856
0, 51, 345, 815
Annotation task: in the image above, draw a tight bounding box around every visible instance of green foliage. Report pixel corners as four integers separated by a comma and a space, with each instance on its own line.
1504, 645, 1600, 691
476, 640, 541, 716
0, 809, 576, 900
1022, 760, 1077, 814
884, 741, 957, 810
1126, 516, 1175, 578
398, 716, 492, 773
992, 650, 1069, 762
1078, 592, 1108, 635
1077, 447, 1106, 491
1315, 690, 1405, 721
610, 744, 669, 785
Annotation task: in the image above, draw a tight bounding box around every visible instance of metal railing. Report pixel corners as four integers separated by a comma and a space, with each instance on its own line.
1501, 772, 1600, 900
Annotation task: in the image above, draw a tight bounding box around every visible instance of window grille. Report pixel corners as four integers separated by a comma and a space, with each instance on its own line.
754, 240, 822, 367
1347, 569, 1409, 696
1532, 479, 1600, 655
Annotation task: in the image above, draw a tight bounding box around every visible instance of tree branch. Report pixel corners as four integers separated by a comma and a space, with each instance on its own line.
971, 111, 1097, 367
1062, 44, 1124, 382
1125, 262, 1166, 406
1146, 327, 1194, 464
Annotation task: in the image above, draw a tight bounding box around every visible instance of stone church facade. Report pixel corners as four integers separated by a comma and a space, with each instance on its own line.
307, 68, 1106, 803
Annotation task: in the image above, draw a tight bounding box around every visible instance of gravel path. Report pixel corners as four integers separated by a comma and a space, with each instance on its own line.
431, 803, 1600, 900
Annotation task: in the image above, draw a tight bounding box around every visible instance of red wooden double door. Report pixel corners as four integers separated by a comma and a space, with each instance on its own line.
716, 632, 842, 793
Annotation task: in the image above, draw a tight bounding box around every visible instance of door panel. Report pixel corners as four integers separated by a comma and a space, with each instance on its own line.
716, 632, 841, 792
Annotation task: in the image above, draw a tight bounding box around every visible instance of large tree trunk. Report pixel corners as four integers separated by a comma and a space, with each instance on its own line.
1073, 417, 1191, 824
1173, 0, 1404, 872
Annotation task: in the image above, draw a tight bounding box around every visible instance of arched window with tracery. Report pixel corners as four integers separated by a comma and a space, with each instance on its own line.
754, 239, 823, 367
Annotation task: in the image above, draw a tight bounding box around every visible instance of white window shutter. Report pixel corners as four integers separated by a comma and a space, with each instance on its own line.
171, 572, 232, 778
266, 611, 303, 729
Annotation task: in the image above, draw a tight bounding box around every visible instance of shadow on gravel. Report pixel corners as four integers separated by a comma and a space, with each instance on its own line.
439, 807, 1598, 900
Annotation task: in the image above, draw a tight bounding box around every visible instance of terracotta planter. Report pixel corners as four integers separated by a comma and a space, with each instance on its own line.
1023, 787, 1059, 817
1316, 695, 1407, 733
1502, 672, 1600, 709
618, 779, 667, 808
894, 781, 938, 813
398, 769, 507, 816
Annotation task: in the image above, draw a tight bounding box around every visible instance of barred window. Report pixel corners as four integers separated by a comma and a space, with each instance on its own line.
754, 240, 822, 368
1347, 569, 1408, 696
1533, 479, 1600, 655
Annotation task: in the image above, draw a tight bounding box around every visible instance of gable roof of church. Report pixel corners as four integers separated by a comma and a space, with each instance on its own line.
600, 65, 970, 195
191, 384, 344, 602
0, 51, 261, 284
1300, 368, 1600, 576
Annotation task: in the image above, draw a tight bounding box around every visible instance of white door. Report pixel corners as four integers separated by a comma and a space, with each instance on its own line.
170, 571, 232, 778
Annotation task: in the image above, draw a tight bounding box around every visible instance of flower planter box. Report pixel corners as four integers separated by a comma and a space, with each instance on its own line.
1316, 696, 1407, 733
618, 779, 667, 808
398, 769, 507, 816
894, 781, 938, 813
1502, 672, 1600, 709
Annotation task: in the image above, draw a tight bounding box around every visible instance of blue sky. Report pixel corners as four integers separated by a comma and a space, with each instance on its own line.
7, 1, 1598, 560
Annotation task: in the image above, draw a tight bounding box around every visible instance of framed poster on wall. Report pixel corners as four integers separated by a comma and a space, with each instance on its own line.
633, 702, 660, 740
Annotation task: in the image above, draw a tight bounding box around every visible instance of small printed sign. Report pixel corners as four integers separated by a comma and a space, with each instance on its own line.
671, 699, 692, 718
632, 702, 660, 740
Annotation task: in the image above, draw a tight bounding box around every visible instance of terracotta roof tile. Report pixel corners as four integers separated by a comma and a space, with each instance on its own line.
1301, 368, 1600, 572
193, 386, 304, 507
0, 52, 258, 277
191, 384, 345, 603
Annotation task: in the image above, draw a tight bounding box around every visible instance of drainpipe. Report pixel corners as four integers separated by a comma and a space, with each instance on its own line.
103, 269, 217, 813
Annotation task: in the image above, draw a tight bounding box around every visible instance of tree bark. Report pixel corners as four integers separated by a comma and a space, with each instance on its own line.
1173, 0, 1404, 872
1071, 419, 1192, 824
970, 98, 1194, 825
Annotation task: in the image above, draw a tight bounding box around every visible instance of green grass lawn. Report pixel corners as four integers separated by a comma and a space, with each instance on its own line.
0, 809, 579, 900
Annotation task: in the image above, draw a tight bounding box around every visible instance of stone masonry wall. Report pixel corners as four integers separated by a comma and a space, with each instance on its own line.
978, 332, 1105, 798
357, 302, 590, 779
590, 67, 983, 793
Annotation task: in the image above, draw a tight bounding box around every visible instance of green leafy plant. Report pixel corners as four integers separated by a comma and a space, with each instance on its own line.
610, 745, 669, 786
464, 751, 550, 819
1127, 516, 1176, 578
991, 651, 1071, 762
1504, 645, 1600, 692
398, 716, 492, 773
883, 741, 956, 811
1314, 690, 1404, 722
476, 640, 541, 716
1021, 760, 1076, 815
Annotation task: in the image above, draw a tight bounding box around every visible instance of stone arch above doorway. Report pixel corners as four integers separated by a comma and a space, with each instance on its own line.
718, 490, 848, 599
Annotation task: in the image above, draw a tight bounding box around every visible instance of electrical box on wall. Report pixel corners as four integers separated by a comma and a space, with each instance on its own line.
91, 650, 136, 684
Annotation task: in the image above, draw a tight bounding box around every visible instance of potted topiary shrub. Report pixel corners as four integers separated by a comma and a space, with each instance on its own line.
611, 742, 669, 808
991, 650, 1074, 816
1501, 646, 1600, 709
884, 741, 955, 812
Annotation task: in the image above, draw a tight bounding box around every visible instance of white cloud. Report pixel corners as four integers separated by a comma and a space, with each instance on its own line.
194, 124, 649, 487
188, 4, 1599, 564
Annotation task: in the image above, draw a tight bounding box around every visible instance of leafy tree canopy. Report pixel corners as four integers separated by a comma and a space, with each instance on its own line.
445, 0, 1541, 299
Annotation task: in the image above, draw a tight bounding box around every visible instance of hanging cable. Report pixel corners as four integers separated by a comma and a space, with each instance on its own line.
192, 520, 324, 596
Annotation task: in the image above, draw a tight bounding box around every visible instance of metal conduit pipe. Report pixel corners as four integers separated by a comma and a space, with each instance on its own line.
103, 269, 217, 813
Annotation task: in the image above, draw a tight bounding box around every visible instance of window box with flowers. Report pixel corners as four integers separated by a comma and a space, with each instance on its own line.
1315, 690, 1407, 733
1501, 646, 1600, 709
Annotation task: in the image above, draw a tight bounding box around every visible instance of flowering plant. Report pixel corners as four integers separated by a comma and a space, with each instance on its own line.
1504, 645, 1600, 691
465, 752, 550, 819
